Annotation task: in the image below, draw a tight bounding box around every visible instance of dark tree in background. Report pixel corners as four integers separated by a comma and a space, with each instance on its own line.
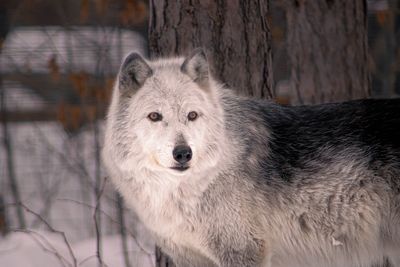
0, 1, 26, 230
283, 0, 370, 104
149, 0, 274, 99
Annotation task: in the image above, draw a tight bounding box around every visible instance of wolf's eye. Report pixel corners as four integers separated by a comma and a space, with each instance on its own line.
148, 112, 162, 122
188, 111, 198, 121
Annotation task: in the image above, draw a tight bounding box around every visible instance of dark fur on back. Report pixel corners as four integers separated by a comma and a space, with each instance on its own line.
225, 97, 400, 185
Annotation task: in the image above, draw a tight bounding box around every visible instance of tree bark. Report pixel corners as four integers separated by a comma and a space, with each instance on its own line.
148, 0, 274, 99
284, 0, 370, 104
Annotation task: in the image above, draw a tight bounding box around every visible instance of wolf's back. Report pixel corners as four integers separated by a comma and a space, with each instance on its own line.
223, 97, 400, 184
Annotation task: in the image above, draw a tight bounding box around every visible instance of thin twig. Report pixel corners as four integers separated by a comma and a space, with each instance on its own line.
93, 177, 108, 267
7, 202, 77, 267
79, 254, 98, 266
56, 198, 154, 255
10, 228, 70, 267
117, 192, 132, 267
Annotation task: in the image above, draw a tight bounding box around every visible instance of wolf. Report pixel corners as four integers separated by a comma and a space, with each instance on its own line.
102, 48, 400, 267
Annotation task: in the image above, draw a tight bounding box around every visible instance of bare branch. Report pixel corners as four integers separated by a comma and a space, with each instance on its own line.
93, 177, 108, 267
7, 202, 77, 267
10, 228, 71, 267
116, 192, 131, 267
56, 198, 154, 256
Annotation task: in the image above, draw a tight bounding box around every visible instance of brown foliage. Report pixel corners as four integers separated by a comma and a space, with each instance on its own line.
95, 0, 109, 17
376, 10, 391, 27
80, 0, 90, 23
69, 72, 89, 99
47, 54, 60, 81
120, 0, 147, 26
57, 103, 84, 131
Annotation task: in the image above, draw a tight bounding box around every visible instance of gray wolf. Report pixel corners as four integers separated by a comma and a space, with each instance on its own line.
102, 49, 400, 267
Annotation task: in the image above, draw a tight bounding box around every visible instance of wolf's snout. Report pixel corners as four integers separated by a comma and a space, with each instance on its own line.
173, 145, 192, 164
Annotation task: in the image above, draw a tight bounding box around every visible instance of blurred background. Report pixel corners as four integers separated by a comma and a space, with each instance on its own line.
0, 1, 153, 266
0, 0, 399, 266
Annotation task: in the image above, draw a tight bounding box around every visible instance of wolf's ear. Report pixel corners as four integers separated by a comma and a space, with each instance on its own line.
181, 48, 209, 88
119, 52, 153, 93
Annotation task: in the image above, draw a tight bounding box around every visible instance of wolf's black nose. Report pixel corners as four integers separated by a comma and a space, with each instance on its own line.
173, 145, 192, 164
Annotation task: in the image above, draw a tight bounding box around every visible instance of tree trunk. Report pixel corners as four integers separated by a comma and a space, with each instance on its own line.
0, 195, 8, 235
0, 5, 26, 230
148, 0, 274, 99
284, 0, 370, 104
0, 76, 26, 229
148, 1, 273, 266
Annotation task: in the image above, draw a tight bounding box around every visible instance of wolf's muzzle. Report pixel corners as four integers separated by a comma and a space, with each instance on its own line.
173, 145, 192, 164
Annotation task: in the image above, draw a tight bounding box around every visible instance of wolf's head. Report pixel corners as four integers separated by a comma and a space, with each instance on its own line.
103, 49, 226, 179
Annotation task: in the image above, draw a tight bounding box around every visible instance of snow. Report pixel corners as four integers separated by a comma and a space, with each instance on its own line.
0, 231, 155, 267
73, 235, 154, 267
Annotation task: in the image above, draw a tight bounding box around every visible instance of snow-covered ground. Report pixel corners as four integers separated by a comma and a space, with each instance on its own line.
0, 231, 155, 267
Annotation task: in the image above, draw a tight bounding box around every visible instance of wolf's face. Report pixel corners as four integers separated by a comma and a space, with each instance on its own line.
107, 49, 225, 177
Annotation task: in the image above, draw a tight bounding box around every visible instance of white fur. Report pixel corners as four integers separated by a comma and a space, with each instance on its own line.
103, 54, 400, 267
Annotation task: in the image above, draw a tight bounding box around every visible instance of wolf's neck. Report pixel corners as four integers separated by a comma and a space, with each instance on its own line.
119, 169, 214, 239
130, 167, 210, 204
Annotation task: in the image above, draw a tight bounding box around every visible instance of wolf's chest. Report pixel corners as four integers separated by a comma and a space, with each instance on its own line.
135, 186, 206, 251
126, 180, 198, 234
118, 172, 212, 252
